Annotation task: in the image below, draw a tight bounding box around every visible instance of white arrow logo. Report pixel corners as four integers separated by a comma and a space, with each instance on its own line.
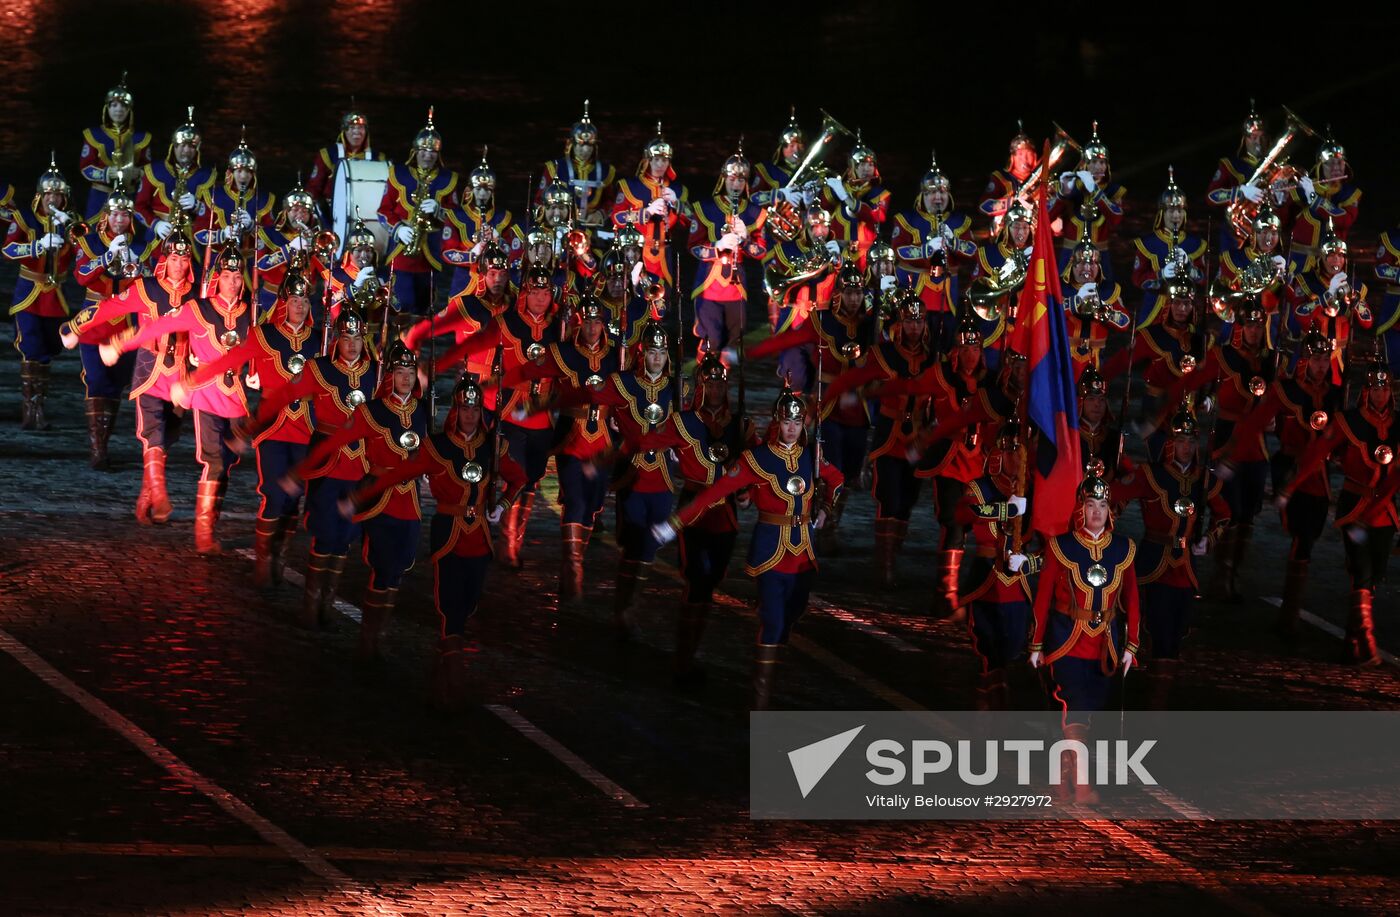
787, 726, 865, 798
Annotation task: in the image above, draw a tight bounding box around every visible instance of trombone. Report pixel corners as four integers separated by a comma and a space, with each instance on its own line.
768, 109, 855, 242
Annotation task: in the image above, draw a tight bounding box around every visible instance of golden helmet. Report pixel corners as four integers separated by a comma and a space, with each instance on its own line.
479, 241, 509, 271
1319, 216, 1347, 258
1008, 119, 1033, 154
171, 106, 200, 148
284, 174, 314, 213
1168, 404, 1198, 438
1299, 330, 1333, 357
1082, 120, 1109, 162
1318, 127, 1345, 164
334, 308, 367, 338
105, 183, 135, 213
163, 236, 194, 257
778, 105, 803, 148
346, 219, 377, 252
773, 384, 807, 422
890, 288, 925, 323
1078, 367, 1108, 399
720, 139, 750, 181
1006, 199, 1034, 226
341, 105, 367, 132
955, 311, 983, 347
1158, 165, 1187, 211
695, 350, 728, 383
639, 320, 670, 352
576, 295, 607, 323
226, 126, 257, 173
644, 121, 672, 160
1078, 472, 1112, 503
570, 100, 598, 147
213, 245, 243, 274
920, 149, 951, 193
453, 372, 484, 406
412, 106, 443, 154
617, 225, 644, 250
542, 178, 574, 207
36, 153, 70, 198
848, 128, 876, 169
1252, 200, 1281, 232
105, 71, 133, 107
384, 339, 418, 370
867, 241, 896, 269
1242, 98, 1264, 136
1072, 241, 1101, 268
524, 264, 553, 291
282, 272, 313, 299
469, 146, 496, 191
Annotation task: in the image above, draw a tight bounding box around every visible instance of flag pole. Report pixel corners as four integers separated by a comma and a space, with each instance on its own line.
1010, 139, 1051, 558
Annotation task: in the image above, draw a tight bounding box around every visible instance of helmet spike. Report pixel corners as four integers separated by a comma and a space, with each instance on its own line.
581, 99, 591, 123
426, 105, 435, 128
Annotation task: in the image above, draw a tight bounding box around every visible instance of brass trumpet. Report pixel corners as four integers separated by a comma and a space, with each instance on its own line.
45, 210, 89, 285
965, 249, 1028, 322
1207, 254, 1282, 323
768, 110, 855, 243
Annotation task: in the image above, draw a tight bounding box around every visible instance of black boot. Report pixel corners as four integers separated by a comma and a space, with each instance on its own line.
673, 601, 710, 688
752, 643, 781, 710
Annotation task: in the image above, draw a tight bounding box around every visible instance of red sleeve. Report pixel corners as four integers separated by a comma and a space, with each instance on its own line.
294, 409, 370, 479
747, 323, 818, 360
1121, 561, 1140, 652
118, 306, 194, 353
135, 172, 158, 226
497, 446, 527, 501
823, 359, 888, 403
254, 370, 320, 427
186, 336, 258, 389
439, 324, 503, 373
675, 461, 761, 529
377, 181, 405, 228
1162, 349, 1222, 407
1280, 423, 1341, 498
352, 446, 436, 506
1227, 389, 1283, 463
1031, 553, 1062, 650
635, 419, 685, 452
918, 397, 992, 448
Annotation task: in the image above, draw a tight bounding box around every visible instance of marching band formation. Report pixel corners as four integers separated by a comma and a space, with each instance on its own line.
6, 77, 1397, 770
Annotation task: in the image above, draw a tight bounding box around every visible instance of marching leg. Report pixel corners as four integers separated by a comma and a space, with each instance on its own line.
194, 480, 222, 555
752, 642, 781, 711
1276, 558, 1309, 642
252, 516, 279, 589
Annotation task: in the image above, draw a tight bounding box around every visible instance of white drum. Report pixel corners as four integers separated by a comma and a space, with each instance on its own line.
331, 158, 391, 259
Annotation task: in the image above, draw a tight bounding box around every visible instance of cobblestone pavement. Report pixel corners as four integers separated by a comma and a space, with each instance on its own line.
3, 327, 1400, 916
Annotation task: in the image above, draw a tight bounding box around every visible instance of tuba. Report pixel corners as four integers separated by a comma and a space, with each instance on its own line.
1226, 107, 1319, 244
764, 247, 838, 304
965, 249, 1028, 321
767, 110, 855, 243
1207, 254, 1282, 323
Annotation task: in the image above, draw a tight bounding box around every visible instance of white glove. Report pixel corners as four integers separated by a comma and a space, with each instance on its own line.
1059, 172, 1076, 194
170, 380, 190, 409
801, 186, 818, 207
50, 209, 70, 227
34, 233, 63, 253
352, 266, 374, 287
1344, 525, 1368, 545
645, 198, 669, 217
825, 176, 850, 202
1201, 394, 1215, 415
1076, 170, 1098, 193
1275, 492, 1290, 512
1270, 254, 1286, 271
105, 234, 126, 255
288, 235, 307, 252
1029, 651, 1043, 668
1191, 536, 1209, 556
220, 225, 238, 242
1298, 175, 1316, 204
1008, 552, 1028, 573
1237, 183, 1264, 204
488, 503, 505, 525
1162, 261, 1180, 279
60, 325, 79, 349
395, 224, 414, 244
245, 371, 260, 391
731, 218, 748, 238
1009, 495, 1027, 517
1328, 271, 1347, 293
880, 275, 897, 293
1078, 282, 1098, 299
470, 238, 487, 257
651, 520, 678, 545
924, 236, 945, 254
237, 210, 254, 230
824, 240, 842, 256
779, 186, 802, 205
839, 390, 860, 409
1121, 650, 1135, 675
153, 219, 173, 240
814, 509, 828, 530
178, 192, 197, 211
660, 186, 678, 205
717, 232, 742, 252
337, 496, 356, 520
98, 341, 121, 366
420, 199, 438, 216
1023, 245, 1035, 259
630, 260, 645, 285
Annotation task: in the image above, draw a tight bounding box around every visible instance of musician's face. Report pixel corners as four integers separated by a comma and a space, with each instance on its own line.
1367, 385, 1391, 411
1170, 435, 1195, 465
284, 294, 311, 325
606, 273, 626, 298
1009, 221, 1030, 247
1255, 227, 1278, 251
344, 123, 366, 147
898, 316, 925, 340
1169, 297, 1193, 324
840, 286, 863, 310
581, 316, 604, 346
872, 260, 896, 278
473, 186, 493, 207
174, 142, 197, 166
701, 375, 727, 406
1306, 352, 1331, 378
416, 149, 439, 171
1163, 206, 1185, 232
807, 220, 830, 243
854, 160, 875, 181
573, 138, 595, 160
525, 288, 552, 313
778, 417, 803, 445
232, 167, 253, 188
546, 202, 568, 225
456, 402, 481, 433
1087, 158, 1109, 182
392, 365, 416, 396
336, 334, 363, 363
1082, 497, 1110, 532
108, 209, 131, 234
724, 174, 746, 197
352, 246, 374, 268
1082, 393, 1107, 423
648, 155, 671, 179
529, 242, 552, 265
951, 343, 981, 374
923, 188, 949, 212
1242, 321, 1265, 347
1007, 359, 1028, 388
643, 347, 667, 376
107, 100, 130, 124
1009, 144, 1036, 175
1324, 251, 1346, 275
782, 139, 804, 166
1244, 129, 1264, 157
288, 203, 311, 225
485, 267, 509, 293
41, 191, 66, 214
1323, 158, 1346, 181
1072, 259, 1099, 284
216, 269, 243, 300
164, 253, 191, 282
623, 245, 642, 266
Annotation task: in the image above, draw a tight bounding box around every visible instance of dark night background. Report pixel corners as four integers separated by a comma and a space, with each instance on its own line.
4, 2, 1399, 255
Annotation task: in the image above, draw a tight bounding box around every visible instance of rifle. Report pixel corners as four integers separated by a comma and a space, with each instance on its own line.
673, 245, 684, 408
427, 268, 437, 431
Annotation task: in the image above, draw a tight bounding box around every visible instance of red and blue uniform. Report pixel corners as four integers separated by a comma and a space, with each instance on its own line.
1031, 528, 1140, 723
671, 438, 843, 644
78, 123, 151, 219
1375, 228, 1400, 372
440, 202, 525, 298
5, 205, 76, 362
305, 135, 385, 225
135, 160, 217, 234
611, 173, 689, 285
71, 222, 157, 399
1130, 228, 1206, 326
766, 237, 838, 391
377, 163, 461, 313
956, 476, 1038, 671
1287, 180, 1361, 274
890, 205, 976, 330
1050, 179, 1126, 279
688, 195, 768, 352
